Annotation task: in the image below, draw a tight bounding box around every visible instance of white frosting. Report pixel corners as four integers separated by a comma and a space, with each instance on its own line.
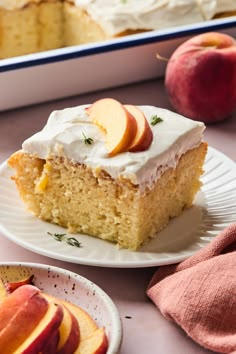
22, 105, 205, 191
1, 0, 235, 27
73, 0, 236, 35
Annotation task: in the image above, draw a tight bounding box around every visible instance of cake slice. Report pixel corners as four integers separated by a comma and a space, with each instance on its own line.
0, 0, 64, 59
8, 99, 207, 251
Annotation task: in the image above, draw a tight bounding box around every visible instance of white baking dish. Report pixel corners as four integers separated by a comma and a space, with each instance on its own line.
0, 16, 236, 111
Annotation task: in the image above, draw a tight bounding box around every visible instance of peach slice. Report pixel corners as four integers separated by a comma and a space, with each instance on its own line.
41, 330, 60, 354
39, 294, 81, 354
15, 300, 64, 354
124, 105, 153, 152
74, 327, 108, 354
63, 301, 109, 354
62, 300, 98, 341
86, 98, 137, 156
4, 275, 34, 294
0, 280, 108, 354
0, 285, 49, 353
56, 303, 80, 354
45, 296, 108, 353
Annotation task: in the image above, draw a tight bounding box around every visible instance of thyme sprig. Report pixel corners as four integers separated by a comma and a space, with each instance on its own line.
150, 115, 163, 126
47, 232, 82, 248
82, 132, 94, 145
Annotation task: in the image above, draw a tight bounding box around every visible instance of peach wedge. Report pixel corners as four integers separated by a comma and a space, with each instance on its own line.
124, 104, 153, 152
15, 300, 64, 354
4, 275, 34, 294
86, 98, 137, 156
56, 303, 80, 354
75, 327, 108, 354
0, 285, 50, 353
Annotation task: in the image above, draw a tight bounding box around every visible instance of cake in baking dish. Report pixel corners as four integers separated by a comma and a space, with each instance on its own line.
8, 98, 208, 251
0, 0, 236, 58
0, 0, 64, 59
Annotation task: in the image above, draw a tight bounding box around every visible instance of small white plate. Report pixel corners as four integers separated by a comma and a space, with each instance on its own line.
0, 262, 122, 354
0, 147, 236, 268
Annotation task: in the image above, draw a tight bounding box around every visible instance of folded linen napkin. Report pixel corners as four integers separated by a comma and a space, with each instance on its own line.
147, 223, 236, 354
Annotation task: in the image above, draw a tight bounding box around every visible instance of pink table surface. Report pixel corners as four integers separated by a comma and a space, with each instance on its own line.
0, 78, 235, 354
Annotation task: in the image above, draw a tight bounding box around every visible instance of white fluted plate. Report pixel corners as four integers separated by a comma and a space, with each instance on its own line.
0, 147, 236, 268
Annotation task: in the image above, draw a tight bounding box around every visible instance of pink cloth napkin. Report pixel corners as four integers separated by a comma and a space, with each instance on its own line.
147, 223, 236, 354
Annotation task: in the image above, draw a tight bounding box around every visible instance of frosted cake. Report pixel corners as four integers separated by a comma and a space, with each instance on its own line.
0, 0, 236, 58
8, 99, 208, 250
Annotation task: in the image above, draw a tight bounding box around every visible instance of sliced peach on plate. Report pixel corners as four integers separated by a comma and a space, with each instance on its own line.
86, 98, 137, 156
124, 104, 153, 152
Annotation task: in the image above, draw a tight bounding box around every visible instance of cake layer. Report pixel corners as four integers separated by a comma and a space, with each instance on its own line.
0, 1, 63, 59
22, 105, 205, 191
8, 142, 207, 250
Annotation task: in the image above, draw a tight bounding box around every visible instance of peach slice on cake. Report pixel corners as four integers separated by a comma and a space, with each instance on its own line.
86, 98, 137, 156
124, 104, 153, 152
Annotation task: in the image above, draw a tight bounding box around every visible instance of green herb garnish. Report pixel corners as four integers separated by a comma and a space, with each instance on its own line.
82, 132, 94, 145
150, 115, 163, 126
47, 232, 66, 242
66, 237, 82, 247
47, 232, 82, 248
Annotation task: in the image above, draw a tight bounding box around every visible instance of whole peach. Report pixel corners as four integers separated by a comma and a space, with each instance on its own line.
165, 32, 236, 123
